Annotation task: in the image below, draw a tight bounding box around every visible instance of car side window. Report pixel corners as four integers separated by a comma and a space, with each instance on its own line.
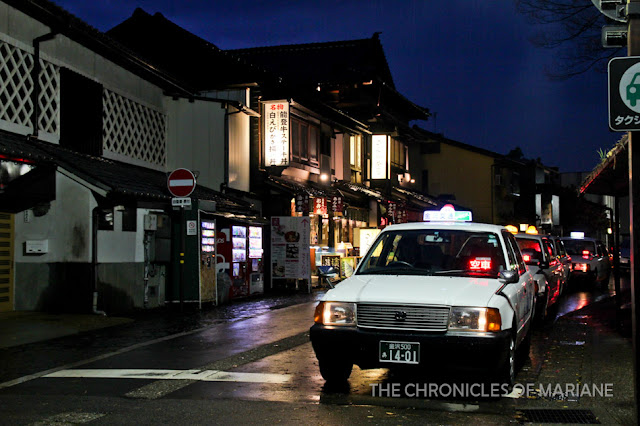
505, 232, 527, 274
501, 231, 518, 272
542, 239, 555, 262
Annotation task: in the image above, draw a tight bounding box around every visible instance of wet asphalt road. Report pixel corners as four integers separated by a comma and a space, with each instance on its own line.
0, 278, 630, 424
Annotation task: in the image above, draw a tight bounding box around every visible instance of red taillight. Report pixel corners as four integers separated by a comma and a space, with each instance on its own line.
523, 254, 531, 263
469, 257, 492, 271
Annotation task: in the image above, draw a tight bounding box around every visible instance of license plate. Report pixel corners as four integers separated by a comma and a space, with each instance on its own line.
379, 341, 420, 364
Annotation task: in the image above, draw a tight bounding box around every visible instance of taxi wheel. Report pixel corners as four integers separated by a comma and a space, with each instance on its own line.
498, 334, 516, 388
319, 359, 353, 383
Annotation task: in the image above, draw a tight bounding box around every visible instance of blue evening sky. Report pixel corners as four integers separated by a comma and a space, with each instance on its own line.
51, 0, 621, 173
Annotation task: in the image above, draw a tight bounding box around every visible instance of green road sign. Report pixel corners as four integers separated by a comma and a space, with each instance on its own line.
609, 56, 640, 131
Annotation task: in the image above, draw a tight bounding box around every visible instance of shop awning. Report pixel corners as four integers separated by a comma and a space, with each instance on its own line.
580, 135, 628, 197
266, 175, 334, 198
0, 130, 255, 214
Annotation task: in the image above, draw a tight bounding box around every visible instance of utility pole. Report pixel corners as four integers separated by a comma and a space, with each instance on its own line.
628, 1, 640, 422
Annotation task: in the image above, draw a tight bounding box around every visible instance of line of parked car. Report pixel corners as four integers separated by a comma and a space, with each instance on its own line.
513, 233, 611, 322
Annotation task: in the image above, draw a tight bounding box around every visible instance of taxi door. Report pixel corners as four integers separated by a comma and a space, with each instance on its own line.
502, 231, 534, 332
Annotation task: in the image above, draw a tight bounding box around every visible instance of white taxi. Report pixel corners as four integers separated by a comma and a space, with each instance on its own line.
310, 206, 536, 386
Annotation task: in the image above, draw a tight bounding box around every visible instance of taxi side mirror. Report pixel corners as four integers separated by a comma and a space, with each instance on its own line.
499, 270, 519, 284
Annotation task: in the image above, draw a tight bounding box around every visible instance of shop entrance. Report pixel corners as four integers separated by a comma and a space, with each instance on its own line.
0, 212, 13, 312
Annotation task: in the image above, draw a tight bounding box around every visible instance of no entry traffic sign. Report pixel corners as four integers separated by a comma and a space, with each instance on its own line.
167, 168, 196, 197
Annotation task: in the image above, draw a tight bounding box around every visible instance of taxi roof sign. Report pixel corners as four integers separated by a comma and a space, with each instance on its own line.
423, 205, 472, 222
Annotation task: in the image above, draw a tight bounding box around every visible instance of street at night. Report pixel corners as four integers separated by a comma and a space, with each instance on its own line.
0, 277, 633, 424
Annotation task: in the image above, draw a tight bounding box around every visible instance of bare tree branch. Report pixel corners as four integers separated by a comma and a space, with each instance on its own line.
516, 0, 623, 80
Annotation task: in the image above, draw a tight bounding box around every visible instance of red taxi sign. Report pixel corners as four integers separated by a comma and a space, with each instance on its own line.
167, 168, 196, 197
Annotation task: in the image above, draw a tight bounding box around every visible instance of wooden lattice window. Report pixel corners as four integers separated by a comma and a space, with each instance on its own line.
102, 89, 166, 166
0, 40, 59, 135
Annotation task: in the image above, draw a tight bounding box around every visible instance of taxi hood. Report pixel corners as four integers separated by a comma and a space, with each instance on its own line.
324, 274, 503, 307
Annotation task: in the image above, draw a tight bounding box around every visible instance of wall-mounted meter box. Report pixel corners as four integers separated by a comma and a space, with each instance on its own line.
144, 214, 158, 231
25, 240, 48, 254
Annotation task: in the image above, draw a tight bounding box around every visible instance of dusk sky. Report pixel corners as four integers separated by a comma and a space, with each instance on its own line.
52, 0, 622, 174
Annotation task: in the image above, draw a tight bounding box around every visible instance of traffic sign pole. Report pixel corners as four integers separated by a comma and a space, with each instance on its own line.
628, 2, 640, 422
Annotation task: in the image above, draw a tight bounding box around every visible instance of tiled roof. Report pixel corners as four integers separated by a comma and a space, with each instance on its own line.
228, 33, 396, 89
106, 8, 273, 91
6, 0, 194, 95
0, 130, 253, 213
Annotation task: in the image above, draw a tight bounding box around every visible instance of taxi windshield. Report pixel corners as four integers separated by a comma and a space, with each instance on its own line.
356, 229, 506, 277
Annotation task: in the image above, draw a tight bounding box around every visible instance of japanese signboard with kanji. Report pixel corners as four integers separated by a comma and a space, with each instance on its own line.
371, 135, 388, 179
608, 57, 640, 131
263, 100, 290, 166
294, 193, 310, 213
329, 196, 343, 213
313, 197, 327, 215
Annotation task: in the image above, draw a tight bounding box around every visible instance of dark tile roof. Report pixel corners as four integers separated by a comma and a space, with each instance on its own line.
106, 8, 274, 91
228, 33, 396, 89
0, 130, 253, 213
5, 0, 194, 95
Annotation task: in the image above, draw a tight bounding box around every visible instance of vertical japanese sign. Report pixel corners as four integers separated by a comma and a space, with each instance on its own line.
264, 100, 290, 166
271, 216, 311, 282
330, 196, 343, 213
295, 193, 310, 213
313, 197, 327, 215
371, 135, 389, 179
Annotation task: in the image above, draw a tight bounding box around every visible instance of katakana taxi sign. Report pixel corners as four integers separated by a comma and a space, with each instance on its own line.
608, 56, 640, 131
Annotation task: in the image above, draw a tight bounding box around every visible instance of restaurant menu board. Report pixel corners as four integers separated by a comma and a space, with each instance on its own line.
271, 216, 310, 281
248, 226, 263, 259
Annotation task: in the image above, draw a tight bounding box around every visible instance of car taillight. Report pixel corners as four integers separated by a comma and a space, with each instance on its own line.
523, 254, 531, 263
582, 250, 591, 260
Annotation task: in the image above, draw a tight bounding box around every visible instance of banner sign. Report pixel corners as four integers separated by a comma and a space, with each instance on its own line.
264, 100, 290, 166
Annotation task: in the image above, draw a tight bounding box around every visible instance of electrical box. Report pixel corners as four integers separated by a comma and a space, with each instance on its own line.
25, 240, 48, 254
144, 214, 158, 231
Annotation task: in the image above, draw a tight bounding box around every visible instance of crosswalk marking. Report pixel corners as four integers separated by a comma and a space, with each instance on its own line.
44, 369, 291, 384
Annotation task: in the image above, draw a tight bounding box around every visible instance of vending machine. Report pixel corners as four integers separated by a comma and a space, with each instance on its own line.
248, 226, 264, 294
199, 219, 217, 304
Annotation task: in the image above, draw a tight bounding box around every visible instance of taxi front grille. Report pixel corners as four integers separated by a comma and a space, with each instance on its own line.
357, 303, 450, 331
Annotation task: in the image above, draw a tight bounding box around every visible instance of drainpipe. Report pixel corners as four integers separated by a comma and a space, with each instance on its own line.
92, 207, 106, 316
31, 30, 58, 138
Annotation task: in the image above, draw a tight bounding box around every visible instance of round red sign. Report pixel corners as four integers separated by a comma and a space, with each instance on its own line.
167, 168, 196, 197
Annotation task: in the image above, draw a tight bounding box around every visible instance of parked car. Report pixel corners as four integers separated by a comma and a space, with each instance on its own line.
560, 236, 611, 286
548, 235, 571, 295
310, 211, 536, 388
514, 234, 563, 322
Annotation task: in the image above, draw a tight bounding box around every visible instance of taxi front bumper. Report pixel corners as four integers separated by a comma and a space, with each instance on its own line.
310, 324, 512, 374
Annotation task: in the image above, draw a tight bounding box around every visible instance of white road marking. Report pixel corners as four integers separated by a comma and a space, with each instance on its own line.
44, 369, 291, 384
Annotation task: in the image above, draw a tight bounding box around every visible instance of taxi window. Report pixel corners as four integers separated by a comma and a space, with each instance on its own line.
357, 229, 507, 277
505, 232, 526, 274
501, 231, 519, 273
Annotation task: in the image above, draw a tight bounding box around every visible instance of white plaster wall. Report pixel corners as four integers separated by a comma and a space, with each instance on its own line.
15, 172, 93, 263
166, 98, 225, 191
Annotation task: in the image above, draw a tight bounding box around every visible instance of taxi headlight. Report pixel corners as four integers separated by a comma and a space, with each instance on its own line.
448, 307, 501, 332
314, 301, 356, 326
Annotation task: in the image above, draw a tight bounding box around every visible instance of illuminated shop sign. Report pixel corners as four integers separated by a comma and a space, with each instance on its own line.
264, 100, 290, 167
371, 135, 389, 179
423, 204, 472, 222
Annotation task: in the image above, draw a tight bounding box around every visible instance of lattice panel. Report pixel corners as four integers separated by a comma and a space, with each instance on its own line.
0, 41, 59, 135
103, 89, 166, 166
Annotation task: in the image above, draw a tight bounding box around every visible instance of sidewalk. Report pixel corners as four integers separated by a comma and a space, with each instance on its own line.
514, 288, 635, 424
0, 289, 323, 349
